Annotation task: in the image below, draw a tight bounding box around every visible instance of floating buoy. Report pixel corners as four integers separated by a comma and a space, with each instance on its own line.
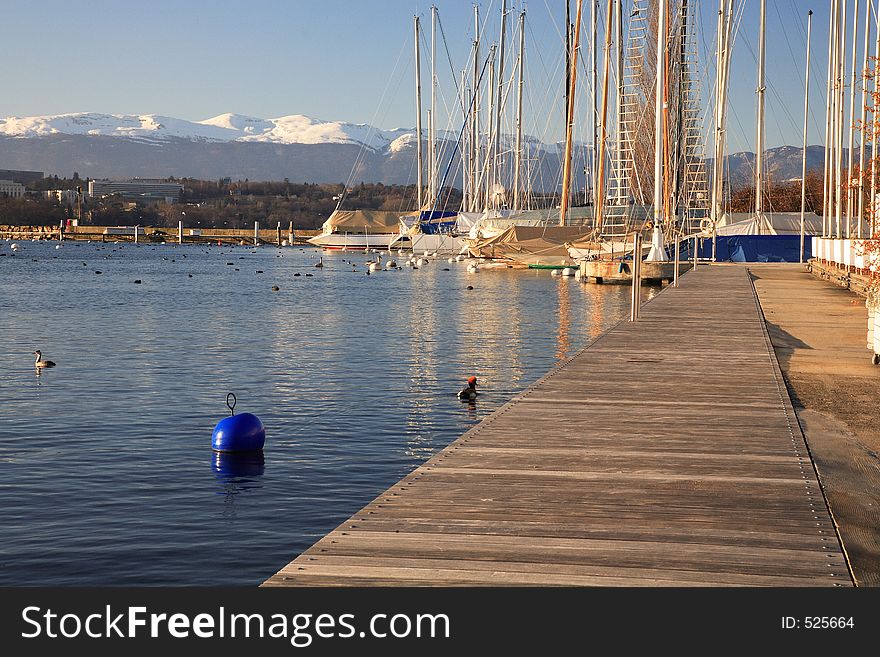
212, 394, 265, 452
561, 267, 575, 277
551, 269, 560, 276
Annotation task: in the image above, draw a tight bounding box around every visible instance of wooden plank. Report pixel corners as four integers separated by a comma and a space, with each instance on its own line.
263, 266, 853, 587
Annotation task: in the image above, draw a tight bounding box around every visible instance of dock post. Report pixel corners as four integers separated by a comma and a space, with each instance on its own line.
673, 238, 680, 287
277, 221, 282, 246
630, 232, 642, 321
178, 220, 183, 245
288, 221, 295, 245
254, 221, 259, 246
693, 236, 698, 269
134, 225, 138, 244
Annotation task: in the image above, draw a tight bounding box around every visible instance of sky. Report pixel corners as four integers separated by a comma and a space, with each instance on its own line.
0, 1, 851, 153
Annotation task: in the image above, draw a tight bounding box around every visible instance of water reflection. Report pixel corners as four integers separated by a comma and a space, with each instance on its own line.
555, 280, 571, 364
212, 451, 265, 517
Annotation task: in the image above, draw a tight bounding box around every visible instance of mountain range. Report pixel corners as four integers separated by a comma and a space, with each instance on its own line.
0, 111, 827, 188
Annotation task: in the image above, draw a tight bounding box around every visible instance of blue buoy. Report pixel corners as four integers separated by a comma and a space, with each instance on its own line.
212, 393, 265, 452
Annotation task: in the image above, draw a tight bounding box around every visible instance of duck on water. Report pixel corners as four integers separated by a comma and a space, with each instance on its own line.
34, 350, 56, 368
457, 376, 477, 401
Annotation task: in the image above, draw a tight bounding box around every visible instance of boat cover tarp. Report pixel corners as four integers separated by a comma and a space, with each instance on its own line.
463, 207, 595, 239
692, 235, 812, 262
467, 225, 594, 259
321, 210, 402, 232
713, 212, 823, 236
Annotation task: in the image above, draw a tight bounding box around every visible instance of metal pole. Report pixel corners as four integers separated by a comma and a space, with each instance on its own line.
277, 221, 282, 247
653, 0, 667, 232
430, 5, 437, 205
178, 219, 183, 245
673, 237, 680, 287
693, 235, 699, 268
414, 15, 424, 209
836, 0, 847, 239
254, 221, 259, 246
846, 0, 860, 238
494, 0, 507, 198
513, 9, 526, 211
801, 10, 813, 263
559, 0, 584, 227
857, 0, 871, 238
755, 0, 767, 225
630, 232, 642, 321
823, 1, 836, 237
872, 0, 880, 236
591, 0, 599, 211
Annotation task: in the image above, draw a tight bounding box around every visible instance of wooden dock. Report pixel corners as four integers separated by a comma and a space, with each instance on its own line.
264, 265, 853, 587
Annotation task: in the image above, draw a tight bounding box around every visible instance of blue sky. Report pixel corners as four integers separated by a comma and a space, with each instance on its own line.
0, 1, 848, 152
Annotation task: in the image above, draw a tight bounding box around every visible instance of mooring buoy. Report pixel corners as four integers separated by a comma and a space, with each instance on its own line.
211, 393, 265, 452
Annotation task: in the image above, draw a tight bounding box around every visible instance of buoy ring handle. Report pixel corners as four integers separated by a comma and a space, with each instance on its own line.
226, 393, 237, 416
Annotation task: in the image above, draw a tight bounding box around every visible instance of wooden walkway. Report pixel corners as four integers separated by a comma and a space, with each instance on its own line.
264, 266, 853, 586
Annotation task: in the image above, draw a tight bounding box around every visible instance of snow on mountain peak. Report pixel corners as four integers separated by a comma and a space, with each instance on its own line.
0, 111, 413, 151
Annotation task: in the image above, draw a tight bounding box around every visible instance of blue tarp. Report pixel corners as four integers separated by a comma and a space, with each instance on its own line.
681, 235, 812, 263
417, 210, 458, 234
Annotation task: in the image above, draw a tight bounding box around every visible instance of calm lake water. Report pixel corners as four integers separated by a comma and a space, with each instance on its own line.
0, 239, 635, 585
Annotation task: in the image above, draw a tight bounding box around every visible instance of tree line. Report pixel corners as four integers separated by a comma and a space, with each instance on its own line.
0, 172, 825, 228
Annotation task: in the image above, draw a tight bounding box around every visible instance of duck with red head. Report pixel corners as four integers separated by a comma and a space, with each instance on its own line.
458, 376, 478, 401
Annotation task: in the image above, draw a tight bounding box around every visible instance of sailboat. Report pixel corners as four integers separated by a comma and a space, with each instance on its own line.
566, 0, 707, 281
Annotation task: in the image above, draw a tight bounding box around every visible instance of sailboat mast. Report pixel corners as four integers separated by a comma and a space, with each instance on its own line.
560, 0, 584, 227
846, 0, 860, 238
513, 9, 526, 212
591, 1, 599, 208
594, 0, 614, 233
471, 5, 480, 212
871, 0, 880, 236
858, 0, 871, 238
653, 0, 667, 230
486, 45, 496, 208
614, 0, 623, 209
495, 0, 507, 200
711, 6, 722, 233
800, 10, 813, 263
430, 5, 437, 206
414, 15, 424, 210
836, 0, 847, 239
822, 1, 836, 237
754, 0, 766, 225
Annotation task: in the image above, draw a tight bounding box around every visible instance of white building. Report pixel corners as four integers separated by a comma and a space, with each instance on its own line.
88, 179, 183, 204
46, 189, 79, 205
0, 180, 25, 198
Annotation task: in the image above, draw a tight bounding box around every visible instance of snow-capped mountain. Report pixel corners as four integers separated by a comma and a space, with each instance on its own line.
0, 110, 571, 185
0, 112, 413, 152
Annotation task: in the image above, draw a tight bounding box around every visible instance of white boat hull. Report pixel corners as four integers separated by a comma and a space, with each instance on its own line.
308, 232, 402, 251
395, 232, 467, 255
